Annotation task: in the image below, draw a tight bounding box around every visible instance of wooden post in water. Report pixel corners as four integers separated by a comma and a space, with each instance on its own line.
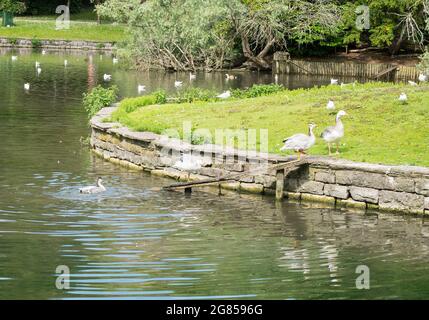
275, 169, 285, 200
184, 187, 192, 194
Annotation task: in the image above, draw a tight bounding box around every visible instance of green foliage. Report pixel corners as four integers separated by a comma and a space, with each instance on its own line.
153, 90, 167, 104
176, 87, 218, 103
8, 37, 17, 45
231, 84, 285, 99
0, 0, 26, 14
417, 50, 429, 74
31, 37, 42, 48
82, 85, 119, 118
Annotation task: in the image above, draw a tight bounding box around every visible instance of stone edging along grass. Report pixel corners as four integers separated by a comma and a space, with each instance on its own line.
90, 106, 429, 215
0, 37, 115, 50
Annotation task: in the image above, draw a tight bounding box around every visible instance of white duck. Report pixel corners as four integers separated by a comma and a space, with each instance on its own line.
217, 90, 231, 99
174, 154, 203, 171
174, 81, 183, 88
321, 110, 347, 155
399, 93, 408, 103
103, 74, 112, 82
408, 80, 418, 86
35, 61, 41, 68
42, 50, 47, 55
24, 83, 30, 91
112, 57, 118, 64
64, 60, 68, 67
138, 85, 146, 93
418, 74, 427, 82
79, 177, 106, 194
326, 100, 335, 111
225, 74, 237, 80
189, 73, 196, 80
37, 67, 42, 75
330, 78, 339, 85
281, 123, 317, 159
11, 56, 17, 61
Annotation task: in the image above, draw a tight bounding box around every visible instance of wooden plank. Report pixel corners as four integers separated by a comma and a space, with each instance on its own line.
163, 177, 234, 190
275, 169, 285, 200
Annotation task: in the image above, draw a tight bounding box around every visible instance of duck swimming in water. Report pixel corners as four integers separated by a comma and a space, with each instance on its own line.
79, 177, 106, 194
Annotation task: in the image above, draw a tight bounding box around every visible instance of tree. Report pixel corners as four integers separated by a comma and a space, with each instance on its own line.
0, 0, 26, 14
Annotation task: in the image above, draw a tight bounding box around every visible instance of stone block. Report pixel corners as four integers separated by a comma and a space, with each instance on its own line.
285, 192, 301, 200
309, 168, 336, 184
197, 167, 226, 178
336, 198, 366, 209
284, 178, 299, 192
297, 180, 325, 195
301, 193, 336, 204
255, 175, 277, 188
425, 197, 429, 210
379, 190, 424, 214
324, 184, 349, 199
239, 175, 255, 183
220, 181, 240, 191
350, 186, 379, 204
416, 179, 429, 196
240, 183, 264, 194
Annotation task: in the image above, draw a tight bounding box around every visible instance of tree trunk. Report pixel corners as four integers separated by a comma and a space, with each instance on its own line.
389, 27, 405, 56
240, 32, 273, 70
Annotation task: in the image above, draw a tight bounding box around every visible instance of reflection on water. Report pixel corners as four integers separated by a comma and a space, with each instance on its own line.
1, 48, 429, 300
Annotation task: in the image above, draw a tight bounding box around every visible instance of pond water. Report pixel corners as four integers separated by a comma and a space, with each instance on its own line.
1, 48, 429, 300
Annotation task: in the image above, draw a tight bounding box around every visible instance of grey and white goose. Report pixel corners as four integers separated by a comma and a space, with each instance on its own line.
321, 110, 347, 155
281, 123, 316, 159
79, 177, 106, 194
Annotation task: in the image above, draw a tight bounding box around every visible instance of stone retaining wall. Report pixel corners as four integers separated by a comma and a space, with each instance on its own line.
90, 106, 429, 215
0, 38, 115, 50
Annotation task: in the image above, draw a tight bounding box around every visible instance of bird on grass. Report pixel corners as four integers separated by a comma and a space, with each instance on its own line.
408, 80, 418, 86
399, 93, 408, 104
79, 177, 106, 194
103, 74, 112, 82
217, 90, 231, 99
280, 123, 317, 160
321, 110, 347, 156
326, 100, 335, 111
418, 74, 427, 82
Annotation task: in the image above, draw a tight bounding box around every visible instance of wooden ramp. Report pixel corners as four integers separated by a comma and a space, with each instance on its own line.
372, 65, 399, 80
163, 158, 308, 200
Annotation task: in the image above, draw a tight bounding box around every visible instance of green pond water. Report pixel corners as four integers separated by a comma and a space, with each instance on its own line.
1, 48, 429, 300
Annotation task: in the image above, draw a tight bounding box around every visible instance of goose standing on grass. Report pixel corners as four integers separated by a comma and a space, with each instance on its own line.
103, 74, 112, 82
281, 123, 316, 160
79, 177, 106, 194
174, 81, 183, 88
24, 83, 30, 91
399, 93, 408, 104
330, 78, 339, 85
217, 90, 231, 99
418, 74, 427, 82
321, 110, 347, 155
138, 85, 146, 93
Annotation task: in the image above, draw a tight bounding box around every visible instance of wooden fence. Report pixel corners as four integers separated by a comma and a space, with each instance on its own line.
273, 54, 419, 81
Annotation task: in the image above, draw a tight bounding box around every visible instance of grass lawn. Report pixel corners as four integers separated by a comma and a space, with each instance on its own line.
109, 82, 429, 167
0, 18, 125, 42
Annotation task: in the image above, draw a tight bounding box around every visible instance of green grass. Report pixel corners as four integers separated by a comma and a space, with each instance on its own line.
0, 19, 125, 42
110, 82, 429, 167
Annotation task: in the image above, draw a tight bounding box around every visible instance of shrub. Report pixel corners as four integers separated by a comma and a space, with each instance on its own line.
231, 84, 284, 99
8, 38, 17, 45
153, 89, 167, 104
176, 87, 218, 103
120, 95, 157, 113
83, 85, 119, 118
31, 38, 42, 48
